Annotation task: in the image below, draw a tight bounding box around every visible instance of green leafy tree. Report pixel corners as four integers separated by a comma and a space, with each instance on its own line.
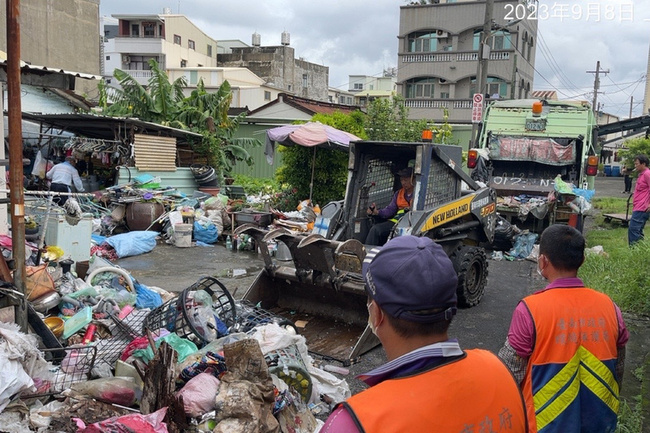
276, 111, 367, 207
618, 136, 650, 175
365, 96, 456, 144
98, 60, 260, 175
365, 95, 428, 141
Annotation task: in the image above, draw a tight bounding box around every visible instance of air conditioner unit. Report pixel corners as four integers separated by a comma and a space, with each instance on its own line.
122, 55, 130, 63
436, 30, 448, 38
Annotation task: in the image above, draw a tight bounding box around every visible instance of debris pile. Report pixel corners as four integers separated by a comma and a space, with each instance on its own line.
0, 268, 351, 432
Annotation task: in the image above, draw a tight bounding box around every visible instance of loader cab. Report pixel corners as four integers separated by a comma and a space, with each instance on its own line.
341, 141, 463, 243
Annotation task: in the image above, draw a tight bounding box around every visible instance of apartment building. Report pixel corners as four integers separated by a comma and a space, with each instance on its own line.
349, 73, 397, 107
105, 10, 218, 86
218, 33, 329, 102
166, 67, 283, 111
398, 0, 538, 123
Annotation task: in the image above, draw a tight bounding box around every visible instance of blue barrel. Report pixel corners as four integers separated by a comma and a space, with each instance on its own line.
612, 166, 621, 177
604, 165, 612, 176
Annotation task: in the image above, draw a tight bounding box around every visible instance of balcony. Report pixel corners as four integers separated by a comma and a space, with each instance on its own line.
401, 50, 511, 63
114, 37, 165, 55
119, 69, 154, 85
404, 98, 473, 109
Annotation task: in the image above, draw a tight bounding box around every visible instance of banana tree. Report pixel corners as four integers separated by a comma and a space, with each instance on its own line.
176, 79, 260, 174
100, 59, 186, 125
98, 60, 260, 175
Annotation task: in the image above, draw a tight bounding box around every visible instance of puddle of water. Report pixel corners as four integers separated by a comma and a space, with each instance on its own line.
215, 266, 262, 279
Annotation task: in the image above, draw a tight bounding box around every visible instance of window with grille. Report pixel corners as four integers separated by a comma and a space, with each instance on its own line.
406, 78, 435, 99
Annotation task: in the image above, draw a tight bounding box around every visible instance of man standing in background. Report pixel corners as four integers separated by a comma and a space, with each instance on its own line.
628, 154, 650, 245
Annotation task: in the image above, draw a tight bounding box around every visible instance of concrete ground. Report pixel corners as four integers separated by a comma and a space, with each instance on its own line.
116, 175, 649, 422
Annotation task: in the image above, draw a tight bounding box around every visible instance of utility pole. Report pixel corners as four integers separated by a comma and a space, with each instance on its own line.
587, 61, 609, 115
7, 0, 27, 332
510, 54, 518, 99
471, 0, 495, 147
477, 0, 495, 99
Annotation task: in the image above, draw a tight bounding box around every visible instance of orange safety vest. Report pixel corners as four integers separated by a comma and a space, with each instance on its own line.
344, 349, 528, 433
389, 189, 413, 223
522, 288, 620, 433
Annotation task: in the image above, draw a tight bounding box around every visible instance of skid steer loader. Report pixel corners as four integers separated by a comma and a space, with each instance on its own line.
235, 140, 496, 362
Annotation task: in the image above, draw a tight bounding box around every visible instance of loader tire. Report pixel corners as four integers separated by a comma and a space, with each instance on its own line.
450, 245, 488, 308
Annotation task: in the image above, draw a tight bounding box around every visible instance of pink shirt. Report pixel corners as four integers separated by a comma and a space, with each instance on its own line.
633, 167, 650, 212
507, 277, 629, 358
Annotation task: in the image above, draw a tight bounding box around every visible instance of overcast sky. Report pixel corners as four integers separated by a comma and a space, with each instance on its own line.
100, 0, 650, 118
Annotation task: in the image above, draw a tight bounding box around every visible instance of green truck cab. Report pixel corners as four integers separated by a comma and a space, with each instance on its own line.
469, 99, 599, 232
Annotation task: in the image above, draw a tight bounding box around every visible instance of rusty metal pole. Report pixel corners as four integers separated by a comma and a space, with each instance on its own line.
7, 0, 28, 331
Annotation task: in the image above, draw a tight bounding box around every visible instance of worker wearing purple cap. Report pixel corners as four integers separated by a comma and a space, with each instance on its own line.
321, 236, 527, 432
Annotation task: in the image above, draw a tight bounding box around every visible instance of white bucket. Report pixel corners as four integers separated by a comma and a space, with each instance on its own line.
173, 223, 192, 248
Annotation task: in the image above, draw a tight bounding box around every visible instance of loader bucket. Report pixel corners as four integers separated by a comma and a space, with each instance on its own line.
235, 225, 380, 362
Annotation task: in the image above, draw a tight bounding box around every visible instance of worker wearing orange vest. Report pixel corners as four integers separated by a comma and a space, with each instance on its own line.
499, 225, 629, 433
321, 236, 527, 432
365, 167, 414, 246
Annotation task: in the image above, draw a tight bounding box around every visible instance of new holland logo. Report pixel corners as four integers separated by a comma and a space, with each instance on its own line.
421, 196, 473, 231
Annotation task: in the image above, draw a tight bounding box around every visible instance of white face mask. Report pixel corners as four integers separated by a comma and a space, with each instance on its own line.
367, 300, 377, 335
537, 255, 545, 279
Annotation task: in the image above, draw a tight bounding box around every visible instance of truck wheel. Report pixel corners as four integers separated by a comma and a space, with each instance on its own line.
450, 245, 488, 307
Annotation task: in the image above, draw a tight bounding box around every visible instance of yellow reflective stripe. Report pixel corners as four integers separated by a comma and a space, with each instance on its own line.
579, 348, 619, 413
579, 346, 619, 396
532, 346, 620, 430
533, 351, 581, 409
535, 372, 580, 431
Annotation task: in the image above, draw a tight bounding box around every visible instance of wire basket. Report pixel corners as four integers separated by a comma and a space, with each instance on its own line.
142, 276, 237, 347
231, 300, 297, 334
91, 308, 149, 372
22, 345, 97, 397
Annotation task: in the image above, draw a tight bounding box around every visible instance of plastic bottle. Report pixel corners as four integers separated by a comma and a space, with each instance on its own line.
225, 235, 232, 250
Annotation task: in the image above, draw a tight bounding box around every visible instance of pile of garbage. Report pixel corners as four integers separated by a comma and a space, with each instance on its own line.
0, 264, 351, 432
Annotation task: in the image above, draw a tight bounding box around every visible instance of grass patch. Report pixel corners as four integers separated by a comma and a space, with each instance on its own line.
581, 198, 650, 317
585, 197, 648, 432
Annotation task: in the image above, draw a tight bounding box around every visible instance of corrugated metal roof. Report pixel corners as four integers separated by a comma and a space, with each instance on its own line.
0, 57, 99, 81
20, 112, 202, 144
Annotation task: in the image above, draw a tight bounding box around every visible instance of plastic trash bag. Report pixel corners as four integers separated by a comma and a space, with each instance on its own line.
104, 231, 159, 258
0, 322, 51, 411
571, 187, 595, 202
134, 281, 163, 309
507, 232, 538, 260
553, 175, 575, 194
193, 220, 218, 244
176, 373, 221, 417
493, 216, 515, 251
132, 333, 198, 364
74, 406, 168, 433
71, 377, 139, 406
32, 151, 47, 178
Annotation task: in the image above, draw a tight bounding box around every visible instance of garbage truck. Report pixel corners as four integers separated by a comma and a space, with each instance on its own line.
235, 139, 497, 362
468, 99, 599, 233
